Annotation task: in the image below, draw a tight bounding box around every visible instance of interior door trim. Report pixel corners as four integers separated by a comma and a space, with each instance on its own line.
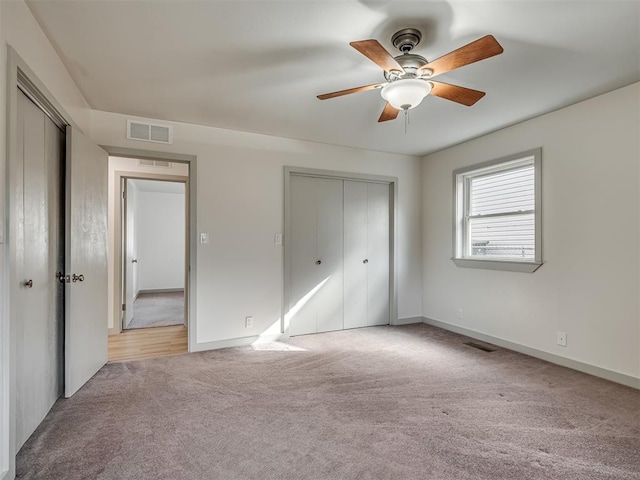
283, 166, 398, 337
103, 145, 197, 354
17, 70, 68, 131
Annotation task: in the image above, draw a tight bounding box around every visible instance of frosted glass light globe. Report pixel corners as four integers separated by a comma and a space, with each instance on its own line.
381, 79, 432, 110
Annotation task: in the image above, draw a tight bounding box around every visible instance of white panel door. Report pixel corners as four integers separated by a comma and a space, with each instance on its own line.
289, 176, 343, 335
315, 177, 344, 333
366, 182, 390, 326
343, 181, 390, 329
65, 127, 108, 398
289, 176, 317, 336
14, 91, 64, 450
343, 181, 368, 329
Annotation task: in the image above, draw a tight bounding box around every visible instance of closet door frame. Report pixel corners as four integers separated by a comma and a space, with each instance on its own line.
3, 47, 81, 480
283, 167, 398, 337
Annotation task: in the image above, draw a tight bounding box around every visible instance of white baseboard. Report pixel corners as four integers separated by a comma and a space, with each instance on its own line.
193, 320, 424, 352
186, 317, 640, 389
191, 333, 287, 353
138, 288, 184, 294
421, 317, 640, 390
393, 316, 423, 326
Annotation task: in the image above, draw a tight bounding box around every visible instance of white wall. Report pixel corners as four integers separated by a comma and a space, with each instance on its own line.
0, 2, 93, 479
135, 188, 185, 292
91, 110, 424, 347
422, 83, 640, 382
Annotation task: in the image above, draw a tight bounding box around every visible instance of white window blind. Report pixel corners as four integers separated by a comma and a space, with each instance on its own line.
467, 165, 535, 259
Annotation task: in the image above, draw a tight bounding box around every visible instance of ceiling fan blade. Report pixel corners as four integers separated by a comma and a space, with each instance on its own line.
429, 81, 486, 106
350, 40, 405, 73
317, 82, 387, 100
421, 35, 503, 77
378, 102, 400, 122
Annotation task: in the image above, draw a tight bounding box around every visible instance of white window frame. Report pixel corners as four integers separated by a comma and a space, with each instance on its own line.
452, 148, 542, 273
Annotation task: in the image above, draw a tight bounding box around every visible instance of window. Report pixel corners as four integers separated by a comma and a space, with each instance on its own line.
452, 148, 542, 273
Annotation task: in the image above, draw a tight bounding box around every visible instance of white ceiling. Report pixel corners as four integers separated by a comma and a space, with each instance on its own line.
26, 1, 640, 156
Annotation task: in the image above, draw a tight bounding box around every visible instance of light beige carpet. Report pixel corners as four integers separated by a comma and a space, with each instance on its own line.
127, 291, 184, 329
16, 324, 640, 479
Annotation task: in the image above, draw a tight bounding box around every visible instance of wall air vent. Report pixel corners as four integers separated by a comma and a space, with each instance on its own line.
127, 119, 172, 144
137, 159, 172, 168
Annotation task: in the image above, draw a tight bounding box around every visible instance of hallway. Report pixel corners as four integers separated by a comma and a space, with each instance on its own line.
127, 291, 185, 329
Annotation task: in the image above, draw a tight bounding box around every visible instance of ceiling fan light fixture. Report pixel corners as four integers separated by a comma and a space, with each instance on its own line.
381, 79, 432, 111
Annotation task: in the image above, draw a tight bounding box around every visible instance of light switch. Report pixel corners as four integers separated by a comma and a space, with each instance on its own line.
199, 232, 209, 244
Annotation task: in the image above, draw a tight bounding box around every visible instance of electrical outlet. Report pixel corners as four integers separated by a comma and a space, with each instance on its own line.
556, 331, 567, 347
274, 233, 283, 246
457, 309, 463, 320
245, 316, 253, 329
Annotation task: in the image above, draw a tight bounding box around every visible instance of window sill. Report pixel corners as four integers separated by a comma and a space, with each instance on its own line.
451, 257, 542, 273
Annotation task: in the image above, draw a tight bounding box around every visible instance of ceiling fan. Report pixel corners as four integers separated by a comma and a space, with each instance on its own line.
317, 29, 503, 122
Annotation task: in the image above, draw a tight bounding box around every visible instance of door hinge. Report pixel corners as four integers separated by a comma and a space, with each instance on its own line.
122, 190, 127, 199
121, 304, 126, 311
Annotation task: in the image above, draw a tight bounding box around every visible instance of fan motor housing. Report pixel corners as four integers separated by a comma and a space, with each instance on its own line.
391, 28, 422, 53
384, 53, 429, 81
396, 53, 428, 70
384, 29, 430, 81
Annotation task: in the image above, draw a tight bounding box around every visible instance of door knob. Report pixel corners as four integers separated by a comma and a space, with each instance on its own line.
56, 272, 66, 283
132, 259, 138, 264
316, 260, 322, 265
72, 273, 85, 283
24, 279, 33, 288
363, 259, 369, 264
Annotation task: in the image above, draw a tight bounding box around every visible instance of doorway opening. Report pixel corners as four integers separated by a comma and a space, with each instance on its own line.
108, 156, 190, 361
123, 178, 186, 330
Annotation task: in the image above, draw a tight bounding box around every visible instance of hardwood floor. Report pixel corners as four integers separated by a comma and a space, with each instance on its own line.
108, 325, 188, 362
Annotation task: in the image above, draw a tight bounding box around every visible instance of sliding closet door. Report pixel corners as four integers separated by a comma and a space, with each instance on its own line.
315, 178, 344, 333
289, 175, 343, 335
366, 182, 390, 326
343, 181, 390, 329
343, 181, 368, 327
14, 90, 64, 450
289, 176, 316, 335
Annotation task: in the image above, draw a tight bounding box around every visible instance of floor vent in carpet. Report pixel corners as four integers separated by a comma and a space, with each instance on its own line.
464, 341, 497, 352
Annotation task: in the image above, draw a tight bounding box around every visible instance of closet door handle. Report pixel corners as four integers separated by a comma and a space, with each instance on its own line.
132, 259, 138, 264
363, 259, 369, 264
316, 260, 322, 265
24, 279, 33, 288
